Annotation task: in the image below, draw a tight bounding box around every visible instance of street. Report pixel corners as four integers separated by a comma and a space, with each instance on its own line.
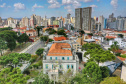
25, 40, 45, 55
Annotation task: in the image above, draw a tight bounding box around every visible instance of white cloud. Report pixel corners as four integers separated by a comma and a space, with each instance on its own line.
90, 5, 98, 8
64, 5, 73, 14
83, 0, 93, 2
14, 3, 25, 11
0, 3, 6, 8
48, 0, 61, 8
111, 0, 118, 10
32, 4, 44, 11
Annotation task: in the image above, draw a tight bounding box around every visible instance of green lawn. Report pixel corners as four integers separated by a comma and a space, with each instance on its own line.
29, 70, 39, 78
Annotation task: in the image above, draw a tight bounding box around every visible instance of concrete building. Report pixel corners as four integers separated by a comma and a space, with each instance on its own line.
0, 17, 2, 23
53, 20, 59, 25
104, 19, 107, 29
51, 17, 56, 25
43, 42, 79, 81
30, 14, 37, 27
82, 7, 92, 31
99, 15, 104, 31
75, 7, 92, 31
67, 13, 71, 19
75, 8, 82, 30
7, 17, 14, 26
59, 20, 63, 28
20, 17, 29, 27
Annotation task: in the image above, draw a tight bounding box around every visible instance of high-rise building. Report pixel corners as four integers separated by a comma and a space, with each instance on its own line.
7, 17, 14, 25
59, 20, 63, 28
36, 16, 41, 26
30, 14, 37, 27
75, 7, 92, 31
51, 17, 56, 25
82, 7, 92, 31
104, 19, 107, 29
75, 8, 82, 30
0, 17, 2, 23
67, 13, 71, 19
99, 15, 104, 31
20, 17, 29, 27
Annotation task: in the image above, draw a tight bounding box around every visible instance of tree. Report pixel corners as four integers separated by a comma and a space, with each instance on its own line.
17, 33, 29, 44
110, 41, 119, 54
32, 71, 52, 84
82, 43, 101, 50
35, 48, 44, 57
0, 37, 8, 56
79, 29, 85, 37
100, 77, 126, 84
57, 30, 67, 37
40, 36, 49, 42
84, 48, 115, 65
82, 62, 102, 84
118, 34, 124, 38
100, 66, 110, 78
36, 26, 44, 36
0, 67, 30, 84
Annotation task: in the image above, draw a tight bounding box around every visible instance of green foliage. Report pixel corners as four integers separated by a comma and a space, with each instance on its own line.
40, 36, 49, 42
120, 54, 126, 58
0, 30, 18, 51
79, 29, 85, 37
100, 77, 126, 84
49, 39, 54, 42
35, 48, 44, 56
32, 71, 52, 84
0, 53, 31, 68
0, 27, 12, 31
17, 33, 29, 44
0, 67, 30, 84
87, 33, 93, 36
36, 26, 44, 36
100, 66, 110, 78
82, 62, 102, 84
115, 53, 121, 56
110, 41, 119, 53
57, 30, 67, 37
46, 28, 57, 35
118, 34, 124, 38
71, 26, 74, 30
0, 37, 8, 56
82, 43, 101, 50
84, 48, 115, 64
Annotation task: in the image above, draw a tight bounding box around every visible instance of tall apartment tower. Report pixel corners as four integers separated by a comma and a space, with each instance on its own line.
51, 17, 56, 25
75, 7, 92, 31
67, 13, 71, 19
75, 8, 82, 30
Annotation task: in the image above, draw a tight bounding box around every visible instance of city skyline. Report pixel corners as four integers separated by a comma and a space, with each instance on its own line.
0, 0, 126, 19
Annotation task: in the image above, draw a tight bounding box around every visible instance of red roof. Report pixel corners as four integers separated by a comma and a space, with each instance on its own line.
54, 36, 67, 41
117, 56, 126, 61
106, 36, 116, 39
20, 26, 27, 30
26, 29, 36, 32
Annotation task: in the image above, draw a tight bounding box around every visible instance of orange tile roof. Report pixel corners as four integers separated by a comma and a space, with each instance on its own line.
26, 29, 36, 32
105, 36, 116, 39
54, 36, 67, 41
47, 43, 72, 56
20, 26, 27, 30
117, 56, 126, 61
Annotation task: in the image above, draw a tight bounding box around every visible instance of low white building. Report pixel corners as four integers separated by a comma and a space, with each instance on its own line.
43, 42, 79, 81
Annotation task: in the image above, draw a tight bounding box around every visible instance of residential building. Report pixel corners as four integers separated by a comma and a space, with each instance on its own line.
53, 20, 59, 25
99, 15, 104, 31
59, 20, 63, 28
82, 7, 92, 31
104, 19, 107, 29
43, 42, 79, 81
26, 29, 37, 40
51, 17, 56, 25
7, 17, 14, 26
75, 7, 92, 31
20, 17, 29, 27
0, 17, 2, 23
54, 36, 67, 41
75, 8, 82, 30
67, 13, 71, 19
30, 14, 36, 27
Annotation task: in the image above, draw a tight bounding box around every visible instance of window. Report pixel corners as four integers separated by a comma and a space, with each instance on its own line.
67, 57, 69, 60
55, 57, 57, 60
62, 57, 65, 60
46, 64, 48, 69
71, 65, 74, 69
67, 65, 69, 69
52, 65, 53, 69
50, 57, 52, 60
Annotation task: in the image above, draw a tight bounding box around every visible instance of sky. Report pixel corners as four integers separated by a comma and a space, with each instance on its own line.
0, 0, 126, 19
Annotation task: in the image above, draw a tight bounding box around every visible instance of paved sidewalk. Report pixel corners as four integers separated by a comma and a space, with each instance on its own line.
121, 65, 126, 82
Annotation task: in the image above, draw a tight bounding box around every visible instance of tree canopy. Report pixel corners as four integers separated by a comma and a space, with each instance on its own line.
57, 30, 67, 37
0, 27, 12, 31
0, 53, 31, 68
35, 48, 44, 57
40, 36, 49, 42
84, 48, 115, 64
100, 77, 126, 84
17, 33, 29, 44
110, 41, 119, 53
0, 67, 30, 84
82, 43, 101, 51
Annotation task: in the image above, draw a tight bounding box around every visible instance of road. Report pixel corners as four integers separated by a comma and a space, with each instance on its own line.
25, 40, 45, 55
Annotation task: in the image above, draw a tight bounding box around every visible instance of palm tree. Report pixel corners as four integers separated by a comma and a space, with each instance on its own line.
110, 41, 119, 54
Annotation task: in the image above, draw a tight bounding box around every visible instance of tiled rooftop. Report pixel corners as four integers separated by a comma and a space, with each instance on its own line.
47, 43, 72, 56
54, 36, 67, 41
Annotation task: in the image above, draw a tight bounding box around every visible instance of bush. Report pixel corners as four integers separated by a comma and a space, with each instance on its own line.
115, 53, 121, 56
30, 58, 36, 63
18, 64, 23, 67
120, 54, 126, 58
